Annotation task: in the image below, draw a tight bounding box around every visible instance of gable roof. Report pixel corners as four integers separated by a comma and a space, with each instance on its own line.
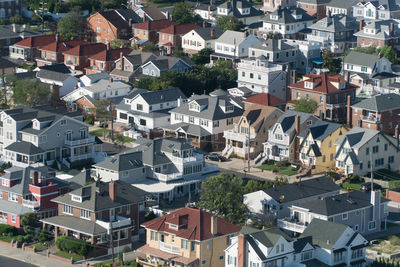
140, 6, 167, 20
158, 23, 201, 35
40, 39, 86, 53
308, 14, 358, 33
344, 51, 381, 66
262, 176, 340, 203
138, 87, 186, 105
263, 7, 314, 24
190, 27, 223, 41
63, 43, 107, 57
143, 56, 194, 71
289, 73, 358, 93
216, 30, 254, 45
36, 64, 73, 82
327, 0, 359, 9
134, 19, 176, 31
244, 92, 285, 106
275, 110, 317, 133
351, 93, 400, 112
141, 206, 241, 241
14, 34, 56, 48
298, 120, 342, 141
217, 0, 263, 18
99, 9, 141, 28
89, 47, 133, 62
251, 39, 296, 52
5, 141, 43, 155
334, 126, 381, 149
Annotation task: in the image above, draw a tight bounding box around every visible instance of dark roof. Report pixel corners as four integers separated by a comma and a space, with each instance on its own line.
5, 141, 44, 155
139, 87, 186, 105
100, 9, 141, 28
308, 14, 358, 33
263, 176, 340, 203
36, 64, 73, 82
192, 27, 223, 40
276, 110, 317, 133
298, 120, 342, 141
41, 215, 107, 236
0, 58, 17, 69
140, 6, 167, 20
352, 93, 400, 112
66, 169, 94, 190
263, 7, 314, 24
217, 0, 263, 18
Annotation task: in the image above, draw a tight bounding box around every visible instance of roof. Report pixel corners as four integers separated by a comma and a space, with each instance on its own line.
334, 126, 381, 149
297, 0, 330, 4
294, 190, 388, 216
216, 30, 252, 45
216, 0, 263, 18
263, 7, 314, 24
0, 199, 33, 216
327, 0, 359, 8
0, 58, 17, 69
41, 215, 107, 236
5, 141, 44, 155
14, 34, 56, 48
51, 180, 147, 212
141, 206, 241, 241
89, 47, 132, 62
63, 43, 107, 57
137, 87, 186, 105
83, 79, 131, 93
163, 122, 212, 137
0, 24, 41, 40
241, 105, 283, 132
143, 56, 194, 71
244, 92, 285, 106
344, 51, 381, 66
190, 27, 223, 41
300, 219, 348, 250
99, 9, 141, 29
262, 176, 340, 203
36, 64, 73, 82
289, 73, 358, 94
298, 120, 342, 141
351, 93, 400, 112
308, 14, 358, 33
251, 39, 296, 52
40, 39, 86, 53
354, 19, 400, 40
140, 6, 167, 20
158, 23, 201, 35
134, 19, 175, 30
275, 110, 317, 133
66, 169, 93, 190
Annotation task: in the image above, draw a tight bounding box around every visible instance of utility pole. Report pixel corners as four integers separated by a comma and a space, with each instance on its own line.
370, 151, 374, 191
247, 120, 251, 172
109, 101, 114, 141
110, 220, 115, 264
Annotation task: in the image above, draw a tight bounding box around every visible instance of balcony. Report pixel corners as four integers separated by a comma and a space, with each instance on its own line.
361, 115, 380, 123
307, 34, 329, 43
277, 217, 307, 233
64, 136, 95, 146
96, 216, 131, 234
153, 172, 182, 182
159, 241, 180, 255
224, 129, 256, 143
325, 102, 346, 109
22, 199, 40, 209
170, 153, 204, 164
237, 62, 282, 72
69, 153, 95, 162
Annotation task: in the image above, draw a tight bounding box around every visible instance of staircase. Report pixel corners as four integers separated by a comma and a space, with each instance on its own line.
258, 156, 269, 165
226, 146, 234, 158
221, 145, 231, 157
254, 153, 264, 164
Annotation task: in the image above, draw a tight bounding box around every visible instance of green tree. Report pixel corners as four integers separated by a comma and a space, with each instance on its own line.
377, 45, 398, 64
9, 77, 50, 106
293, 99, 318, 114
216, 16, 244, 32
110, 39, 123, 49
172, 2, 202, 25
10, 15, 24, 24
321, 49, 341, 74
198, 173, 248, 224
141, 42, 159, 53
192, 48, 213, 65
93, 100, 112, 138
20, 213, 39, 235
57, 12, 83, 40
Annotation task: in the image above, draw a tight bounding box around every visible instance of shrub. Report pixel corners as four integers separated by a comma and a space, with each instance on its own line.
272, 169, 279, 173
15, 235, 24, 243
56, 236, 91, 256
389, 235, 400, 246
38, 229, 51, 243
0, 224, 16, 236
24, 234, 33, 243
275, 161, 289, 168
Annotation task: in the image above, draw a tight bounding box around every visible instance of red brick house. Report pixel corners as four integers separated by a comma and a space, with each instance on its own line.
297, 0, 330, 19
9, 35, 57, 61
355, 19, 400, 48
243, 92, 286, 109
36, 37, 86, 67
0, 166, 69, 228
351, 93, 400, 135
63, 43, 107, 71
0, 0, 21, 18
85, 47, 132, 74
133, 19, 176, 45
158, 23, 201, 54
289, 73, 357, 122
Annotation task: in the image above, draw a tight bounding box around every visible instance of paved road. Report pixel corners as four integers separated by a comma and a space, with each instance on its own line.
0, 255, 38, 267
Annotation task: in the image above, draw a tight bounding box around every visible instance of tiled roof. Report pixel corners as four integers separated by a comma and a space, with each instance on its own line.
134, 19, 175, 30
158, 23, 201, 35
14, 35, 56, 48
289, 73, 358, 94
40, 40, 86, 53
141, 206, 241, 241
89, 47, 132, 61
244, 92, 285, 106
63, 43, 106, 57
351, 93, 400, 112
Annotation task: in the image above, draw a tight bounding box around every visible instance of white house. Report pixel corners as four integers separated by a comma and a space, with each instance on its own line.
215, 0, 264, 25
353, 0, 400, 21
334, 126, 400, 176
344, 51, 393, 77
182, 27, 222, 55
116, 87, 187, 132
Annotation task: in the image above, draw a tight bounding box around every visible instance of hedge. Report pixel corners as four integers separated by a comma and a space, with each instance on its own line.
56, 236, 92, 256
0, 224, 16, 236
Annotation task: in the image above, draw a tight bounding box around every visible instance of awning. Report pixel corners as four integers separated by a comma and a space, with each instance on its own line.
351, 244, 366, 250
311, 57, 324, 65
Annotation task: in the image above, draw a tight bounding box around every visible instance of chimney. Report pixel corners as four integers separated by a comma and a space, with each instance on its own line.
295, 115, 300, 134
210, 28, 215, 39
177, 96, 182, 107
359, 19, 364, 31
292, 70, 297, 84
347, 94, 352, 126
142, 15, 146, 23
11, 23, 16, 33
344, 71, 349, 82
120, 52, 124, 70
129, 18, 132, 28
244, 31, 248, 38
390, 22, 394, 36
32, 171, 39, 185
109, 180, 116, 201
238, 234, 246, 267
106, 42, 110, 50
211, 214, 218, 235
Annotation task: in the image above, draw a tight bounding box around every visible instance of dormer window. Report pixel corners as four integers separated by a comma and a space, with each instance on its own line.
225, 105, 234, 112
71, 194, 82, 202
270, 15, 278, 20
169, 224, 178, 230
189, 102, 200, 112
305, 81, 313, 89
339, 82, 346, 89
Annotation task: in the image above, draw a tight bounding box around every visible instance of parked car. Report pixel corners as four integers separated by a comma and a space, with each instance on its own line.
360, 182, 382, 191
206, 153, 227, 162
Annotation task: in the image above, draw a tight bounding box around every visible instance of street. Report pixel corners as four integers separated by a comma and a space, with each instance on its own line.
0, 255, 38, 267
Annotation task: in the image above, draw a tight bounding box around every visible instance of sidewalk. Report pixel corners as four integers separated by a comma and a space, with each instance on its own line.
0, 242, 84, 267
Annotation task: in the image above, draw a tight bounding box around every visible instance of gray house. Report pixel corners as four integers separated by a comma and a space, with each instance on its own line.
140, 56, 194, 78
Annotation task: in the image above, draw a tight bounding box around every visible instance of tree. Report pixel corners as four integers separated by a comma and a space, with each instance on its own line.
93, 100, 112, 138
110, 39, 123, 49
192, 48, 213, 65
9, 77, 50, 106
20, 213, 39, 235
198, 173, 248, 224
216, 16, 244, 32
352, 45, 398, 64
57, 12, 83, 40
172, 2, 202, 25
141, 42, 159, 53
321, 49, 341, 74
293, 99, 318, 114
9, 15, 24, 24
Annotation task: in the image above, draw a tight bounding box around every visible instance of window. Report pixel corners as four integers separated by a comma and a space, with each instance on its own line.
191, 241, 195, 251
11, 215, 16, 223
373, 145, 379, 153
334, 251, 343, 262
366, 147, 369, 155
275, 133, 283, 140
385, 144, 388, 151
181, 239, 189, 250
150, 230, 158, 241
389, 156, 394, 163
1, 179, 8, 186
352, 248, 363, 259
80, 209, 91, 219
136, 104, 143, 111
342, 213, 348, 220
61, 119, 67, 126
301, 250, 313, 261
368, 220, 376, 230
63, 205, 73, 214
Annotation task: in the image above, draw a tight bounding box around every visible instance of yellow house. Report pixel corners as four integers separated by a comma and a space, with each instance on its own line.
137, 206, 241, 267
297, 120, 348, 173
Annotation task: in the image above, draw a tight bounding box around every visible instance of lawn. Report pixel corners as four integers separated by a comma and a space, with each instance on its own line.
29, 242, 48, 251
0, 235, 16, 243
89, 129, 111, 137
340, 181, 363, 191
90, 129, 135, 143
54, 251, 84, 262
93, 258, 137, 267
257, 164, 298, 176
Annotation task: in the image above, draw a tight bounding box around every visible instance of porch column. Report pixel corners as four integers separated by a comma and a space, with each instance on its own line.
91, 236, 95, 245
54, 226, 58, 238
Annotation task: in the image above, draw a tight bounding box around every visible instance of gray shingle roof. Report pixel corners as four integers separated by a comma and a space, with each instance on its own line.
5, 141, 44, 155
276, 110, 317, 134
297, 0, 330, 4
351, 93, 400, 112
344, 51, 380, 67
193, 27, 223, 40
217, 0, 263, 18
308, 14, 358, 33
41, 215, 107, 236
139, 87, 187, 105
334, 126, 383, 149
354, 19, 400, 40
0, 199, 33, 216
263, 7, 314, 24
163, 122, 212, 137
327, 0, 359, 9
263, 176, 340, 203
251, 39, 296, 52
298, 120, 342, 141
144, 56, 194, 71
216, 30, 254, 45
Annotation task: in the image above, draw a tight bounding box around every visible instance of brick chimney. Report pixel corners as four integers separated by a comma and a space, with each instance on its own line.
238, 234, 246, 267
295, 115, 300, 134
211, 214, 218, 235
109, 180, 116, 201
128, 18, 132, 28
292, 69, 297, 84
390, 22, 394, 36
347, 94, 352, 126
120, 52, 124, 70
210, 28, 215, 39
359, 19, 364, 31
31, 171, 39, 186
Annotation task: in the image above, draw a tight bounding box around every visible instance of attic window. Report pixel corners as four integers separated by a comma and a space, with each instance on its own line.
71, 195, 82, 202
189, 102, 200, 112
169, 224, 178, 230
304, 81, 313, 89
225, 105, 234, 112
60, 119, 67, 126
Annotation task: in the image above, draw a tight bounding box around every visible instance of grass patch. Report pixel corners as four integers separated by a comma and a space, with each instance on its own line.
54, 251, 84, 262
90, 129, 135, 143
340, 181, 363, 191
257, 163, 298, 176
29, 242, 48, 251
0, 235, 16, 243
89, 129, 111, 137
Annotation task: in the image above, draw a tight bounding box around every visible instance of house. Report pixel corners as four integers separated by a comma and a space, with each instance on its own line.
158, 23, 201, 55
163, 90, 244, 150
261, 110, 319, 162
325, 0, 359, 16
140, 56, 194, 78
137, 206, 241, 267
193, 3, 216, 22
35, 64, 80, 98
133, 6, 167, 21
63, 43, 107, 71
258, 7, 315, 40
182, 27, 222, 55
9, 35, 56, 61
210, 30, 261, 64
244, 176, 341, 219
248, 39, 298, 68
353, 0, 400, 21
35, 37, 86, 67
215, 0, 264, 25
93, 137, 218, 203
243, 91, 286, 108
110, 51, 158, 83
237, 56, 288, 100
133, 19, 176, 45
279, 190, 388, 235
0, 0, 21, 18
0, 24, 41, 50
222, 101, 283, 159
116, 87, 187, 132
351, 93, 400, 135
41, 180, 147, 257
283, 39, 323, 73
227, 86, 256, 99
297, 0, 331, 19
0, 166, 69, 228
334, 127, 400, 176
306, 13, 358, 55
86, 9, 141, 44
297, 121, 347, 173
343, 51, 394, 95
85, 47, 132, 75
0, 106, 105, 169
355, 19, 400, 48
262, 0, 297, 12
288, 73, 358, 122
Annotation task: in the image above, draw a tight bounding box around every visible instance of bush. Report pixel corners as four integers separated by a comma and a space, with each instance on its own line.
15, 235, 24, 243
24, 234, 33, 243
0, 224, 16, 236
56, 236, 92, 256
38, 229, 51, 243
389, 180, 400, 190
275, 161, 289, 168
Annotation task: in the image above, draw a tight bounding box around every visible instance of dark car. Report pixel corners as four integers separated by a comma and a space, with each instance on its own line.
206, 153, 227, 162
360, 182, 382, 191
